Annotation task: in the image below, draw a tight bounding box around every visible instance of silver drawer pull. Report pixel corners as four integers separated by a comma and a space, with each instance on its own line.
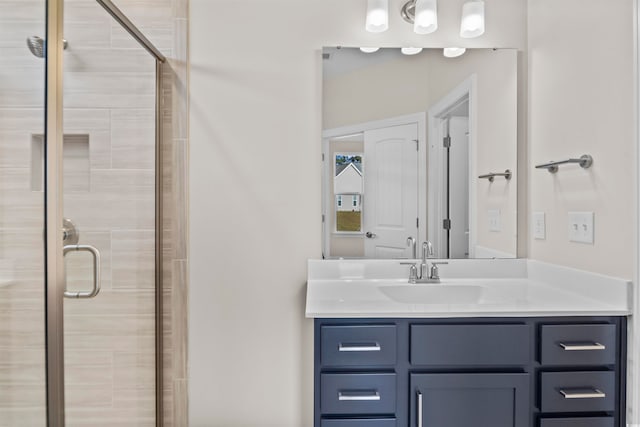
559, 388, 606, 399
338, 343, 381, 352
417, 391, 423, 427
558, 342, 606, 351
338, 391, 381, 401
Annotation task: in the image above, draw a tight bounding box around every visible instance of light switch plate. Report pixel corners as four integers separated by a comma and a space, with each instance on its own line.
488, 210, 501, 232
532, 212, 545, 240
568, 211, 594, 244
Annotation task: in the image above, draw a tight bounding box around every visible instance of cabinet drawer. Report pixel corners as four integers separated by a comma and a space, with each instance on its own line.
320, 373, 396, 415
410, 324, 529, 366
540, 324, 616, 366
321, 325, 396, 367
540, 371, 616, 413
539, 417, 614, 427
321, 419, 396, 427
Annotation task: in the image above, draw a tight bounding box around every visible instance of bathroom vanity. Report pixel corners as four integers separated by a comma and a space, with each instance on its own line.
306, 260, 631, 427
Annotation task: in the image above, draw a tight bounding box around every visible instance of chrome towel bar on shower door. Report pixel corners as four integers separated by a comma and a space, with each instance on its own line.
63, 244, 101, 299
535, 154, 593, 173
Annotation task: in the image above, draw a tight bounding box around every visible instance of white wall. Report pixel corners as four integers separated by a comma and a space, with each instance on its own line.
528, 0, 635, 278
189, 0, 526, 425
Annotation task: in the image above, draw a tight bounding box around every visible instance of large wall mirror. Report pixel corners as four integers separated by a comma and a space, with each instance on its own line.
322, 47, 518, 259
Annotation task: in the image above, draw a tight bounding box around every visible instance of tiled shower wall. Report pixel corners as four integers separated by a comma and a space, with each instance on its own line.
0, 0, 188, 425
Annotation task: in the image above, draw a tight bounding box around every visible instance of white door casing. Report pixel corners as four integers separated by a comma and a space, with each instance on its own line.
363, 124, 419, 258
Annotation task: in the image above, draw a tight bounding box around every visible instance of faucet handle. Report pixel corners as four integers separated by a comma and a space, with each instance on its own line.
429, 261, 448, 280
400, 262, 418, 284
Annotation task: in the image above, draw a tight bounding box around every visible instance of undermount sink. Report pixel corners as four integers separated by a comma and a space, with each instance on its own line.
379, 283, 484, 304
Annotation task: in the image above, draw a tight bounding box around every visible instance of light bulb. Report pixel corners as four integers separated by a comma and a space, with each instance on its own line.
414, 0, 438, 35
401, 47, 423, 56
360, 47, 380, 53
443, 47, 466, 58
366, 0, 389, 33
460, 0, 485, 38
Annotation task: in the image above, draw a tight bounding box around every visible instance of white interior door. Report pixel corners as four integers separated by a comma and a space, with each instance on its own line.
448, 116, 470, 258
363, 124, 419, 258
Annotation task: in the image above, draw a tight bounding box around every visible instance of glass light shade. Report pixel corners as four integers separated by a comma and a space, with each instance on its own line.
460, 0, 485, 38
443, 47, 466, 58
414, 0, 438, 35
401, 47, 423, 56
366, 0, 389, 33
360, 47, 380, 53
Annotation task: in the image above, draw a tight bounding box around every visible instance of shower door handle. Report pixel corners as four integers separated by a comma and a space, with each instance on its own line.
63, 244, 101, 299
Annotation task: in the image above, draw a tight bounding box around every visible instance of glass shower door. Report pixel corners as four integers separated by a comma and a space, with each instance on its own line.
0, 0, 48, 425
60, 0, 158, 425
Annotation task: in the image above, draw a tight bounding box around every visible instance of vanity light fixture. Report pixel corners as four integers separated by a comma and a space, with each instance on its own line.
360, 47, 381, 53
401, 47, 423, 55
367, 0, 486, 38
443, 47, 466, 58
365, 0, 389, 33
460, 0, 485, 38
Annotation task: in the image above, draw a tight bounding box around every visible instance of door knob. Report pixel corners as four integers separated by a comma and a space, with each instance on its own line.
365, 232, 377, 238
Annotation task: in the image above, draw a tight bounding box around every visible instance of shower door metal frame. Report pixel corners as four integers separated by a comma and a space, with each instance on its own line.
44, 1, 167, 425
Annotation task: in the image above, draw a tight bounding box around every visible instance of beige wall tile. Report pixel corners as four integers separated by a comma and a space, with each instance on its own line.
64, 169, 155, 231
111, 109, 155, 169
0, 407, 46, 427
111, 230, 155, 289
0, 1, 45, 22
63, 72, 155, 109
64, 21, 112, 49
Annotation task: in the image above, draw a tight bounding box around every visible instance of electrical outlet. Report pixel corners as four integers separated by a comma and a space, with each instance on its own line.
488, 210, 501, 232
532, 212, 545, 240
568, 212, 594, 244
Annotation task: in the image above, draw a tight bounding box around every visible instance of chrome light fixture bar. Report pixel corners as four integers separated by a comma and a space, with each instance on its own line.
367, 0, 486, 39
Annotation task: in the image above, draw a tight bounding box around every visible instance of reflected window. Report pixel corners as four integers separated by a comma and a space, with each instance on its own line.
334, 153, 363, 233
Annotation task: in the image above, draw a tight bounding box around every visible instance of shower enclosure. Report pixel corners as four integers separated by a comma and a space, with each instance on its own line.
1, 0, 166, 425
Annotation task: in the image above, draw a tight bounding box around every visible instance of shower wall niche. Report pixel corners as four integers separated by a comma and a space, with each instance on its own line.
31, 134, 90, 192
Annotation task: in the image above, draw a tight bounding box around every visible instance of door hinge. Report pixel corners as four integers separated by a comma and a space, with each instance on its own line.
322, 153, 325, 161
414, 139, 419, 151
443, 219, 451, 230
416, 217, 419, 228
443, 135, 451, 148
322, 214, 325, 223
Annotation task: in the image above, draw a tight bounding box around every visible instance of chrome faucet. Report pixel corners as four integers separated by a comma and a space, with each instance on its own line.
420, 241, 434, 280
401, 241, 449, 283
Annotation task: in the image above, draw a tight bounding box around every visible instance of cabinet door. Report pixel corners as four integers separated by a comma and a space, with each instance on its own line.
410, 373, 529, 427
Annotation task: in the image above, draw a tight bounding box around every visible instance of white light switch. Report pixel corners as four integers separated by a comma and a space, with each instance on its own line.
532, 212, 545, 240
488, 210, 501, 232
568, 212, 594, 244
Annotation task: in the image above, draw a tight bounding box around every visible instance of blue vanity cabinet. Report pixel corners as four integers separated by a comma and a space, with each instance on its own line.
313, 317, 626, 427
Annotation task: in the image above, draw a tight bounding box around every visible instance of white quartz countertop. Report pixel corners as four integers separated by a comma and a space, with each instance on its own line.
305, 259, 632, 318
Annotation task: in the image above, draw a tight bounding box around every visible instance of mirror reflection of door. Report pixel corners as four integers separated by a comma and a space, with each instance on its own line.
363, 124, 418, 258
